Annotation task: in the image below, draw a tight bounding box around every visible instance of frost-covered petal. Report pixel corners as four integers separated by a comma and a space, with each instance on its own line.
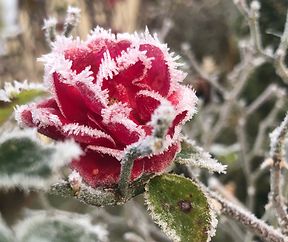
72, 147, 145, 187
52, 73, 89, 123
15, 98, 68, 140
101, 47, 153, 106
142, 142, 180, 173
106, 120, 145, 146
167, 85, 197, 136
71, 150, 121, 187
101, 103, 146, 145
62, 123, 116, 147
135, 90, 167, 124
138, 44, 170, 96
75, 80, 108, 115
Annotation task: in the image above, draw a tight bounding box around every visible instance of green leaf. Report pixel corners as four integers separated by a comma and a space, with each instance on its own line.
15, 211, 108, 242
0, 80, 47, 125
145, 174, 216, 242
0, 129, 82, 190
0, 216, 14, 242
175, 138, 226, 174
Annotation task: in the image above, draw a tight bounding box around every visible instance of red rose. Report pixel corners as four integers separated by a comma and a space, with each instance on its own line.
16, 27, 197, 188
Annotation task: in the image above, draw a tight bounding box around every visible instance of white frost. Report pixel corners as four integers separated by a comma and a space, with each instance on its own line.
178, 138, 227, 174
0, 80, 46, 102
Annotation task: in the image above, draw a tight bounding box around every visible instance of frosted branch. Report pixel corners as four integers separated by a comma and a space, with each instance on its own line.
245, 84, 285, 116
275, 10, 288, 84
207, 189, 288, 242
233, 0, 272, 60
181, 43, 226, 94
269, 113, 288, 235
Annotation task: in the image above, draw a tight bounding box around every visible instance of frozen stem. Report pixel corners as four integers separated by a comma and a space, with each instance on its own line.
118, 146, 152, 199
118, 103, 175, 199
43, 17, 57, 44
50, 180, 119, 207
269, 113, 288, 235
63, 6, 81, 37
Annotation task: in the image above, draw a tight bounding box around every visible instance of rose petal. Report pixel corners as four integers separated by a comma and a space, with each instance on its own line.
139, 44, 170, 96
62, 123, 116, 147
71, 150, 121, 187
142, 142, 180, 173
134, 90, 163, 124
15, 98, 68, 140
106, 121, 144, 146
75, 81, 107, 115
168, 111, 188, 137
52, 72, 89, 123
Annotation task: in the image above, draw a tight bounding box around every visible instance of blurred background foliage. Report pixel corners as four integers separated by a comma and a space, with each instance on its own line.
1, 0, 288, 241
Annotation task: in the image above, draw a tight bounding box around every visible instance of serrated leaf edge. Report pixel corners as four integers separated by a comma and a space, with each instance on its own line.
144, 174, 218, 242
176, 137, 227, 174
0, 128, 82, 190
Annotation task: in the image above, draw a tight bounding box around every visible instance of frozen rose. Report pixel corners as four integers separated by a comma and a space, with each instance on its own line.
16, 27, 197, 188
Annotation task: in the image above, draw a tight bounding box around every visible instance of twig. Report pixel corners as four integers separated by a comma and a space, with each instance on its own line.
118, 145, 152, 198
275, 10, 288, 84
245, 84, 284, 116
248, 98, 286, 159
207, 189, 288, 242
234, 0, 272, 60
236, 117, 257, 210
43, 17, 57, 44
181, 43, 226, 95
269, 113, 288, 235
158, 18, 174, 42
63, 6, 81, 37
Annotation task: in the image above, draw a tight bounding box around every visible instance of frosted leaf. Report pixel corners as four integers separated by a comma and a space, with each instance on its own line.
175, 138, 227, 174
0, 80, 46, 102
15, 210, 108, 242
0, 90, 10, 102
145, 174, 216, 242
0, 128, 82, 190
